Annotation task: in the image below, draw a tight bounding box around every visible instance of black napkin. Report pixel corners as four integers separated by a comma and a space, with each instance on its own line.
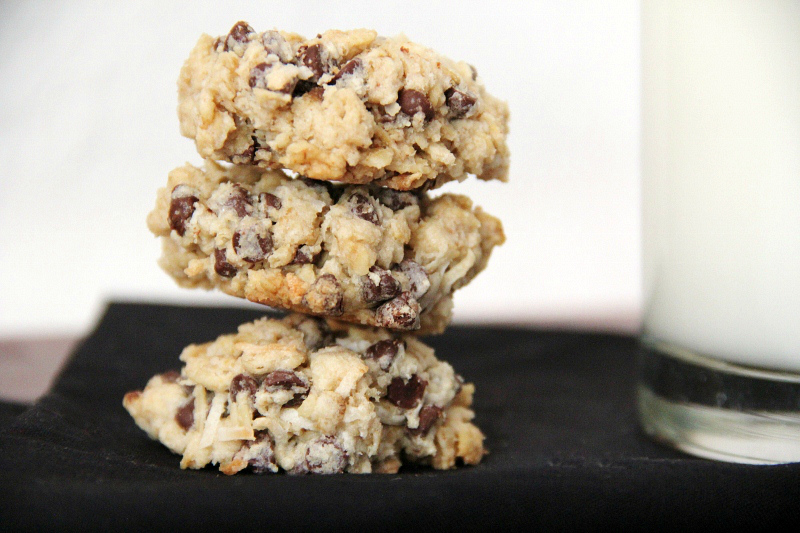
2, 303, 798, 529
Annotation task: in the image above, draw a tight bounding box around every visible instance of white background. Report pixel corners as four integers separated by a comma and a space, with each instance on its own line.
0, 0, 640, 337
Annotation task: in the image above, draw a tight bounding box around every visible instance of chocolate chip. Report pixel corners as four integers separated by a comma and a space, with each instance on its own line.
224, 184, 253, 217
362, 266, 401, 303
214, 248, 237, 277
375, 292, 420, 329
348, 193, 379, 224
161, 370, 181, 383
233, 228, 273, 263
305, 436, 348, 474
377, 189, 418, 211
290, 246, 318, 265
398, 89, 434, 121
330, 58, 361, 84
221, 21, 254, 52
469, 64, 478, 80
445, 88, 476, 118
397, 260, 430, 299
229, 373, 258, 399
175, 398, 195, 430
409, 405, 442, 436
259, 192, 282, 210
387, 374, 427, 409
303, 274, 344, 316
292, 79, 317, 98
298, 44, 325, 79
365, 338, 403, 371
168, 186, 198, 236
262, 370, 310, 407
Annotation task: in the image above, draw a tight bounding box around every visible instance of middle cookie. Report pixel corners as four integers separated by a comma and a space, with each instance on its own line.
148, 161, 504, 334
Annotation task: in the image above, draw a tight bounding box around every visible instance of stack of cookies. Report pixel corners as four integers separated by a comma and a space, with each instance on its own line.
124, 22, 509, 475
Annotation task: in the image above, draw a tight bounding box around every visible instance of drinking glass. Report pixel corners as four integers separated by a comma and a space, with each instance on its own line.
639, 0, 800, 463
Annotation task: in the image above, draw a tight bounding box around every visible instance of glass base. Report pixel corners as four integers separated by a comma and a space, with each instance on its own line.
638, 339, 800, 464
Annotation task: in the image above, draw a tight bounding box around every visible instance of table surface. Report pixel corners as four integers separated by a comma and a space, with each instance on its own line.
0, 336, 79, 403
2, 302, 799, 530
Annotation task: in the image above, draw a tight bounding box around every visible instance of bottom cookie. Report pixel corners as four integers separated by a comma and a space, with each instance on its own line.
123, 314, 485, 474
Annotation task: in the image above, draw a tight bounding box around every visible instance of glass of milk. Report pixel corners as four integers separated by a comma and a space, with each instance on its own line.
639, 0, 800, 463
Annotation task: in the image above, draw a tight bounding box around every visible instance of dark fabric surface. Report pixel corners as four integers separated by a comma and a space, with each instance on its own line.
1, 302, 798, 530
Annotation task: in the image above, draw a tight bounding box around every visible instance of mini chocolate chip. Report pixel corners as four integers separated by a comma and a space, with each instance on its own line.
292, 79, 317, 98
168, 189, 198, 236
375, 292, 420, 329
376, 108, 396, 124
445, 88, 476, 118
306, 86, 325, 101
377, 189, 418, 211
249, 62, 269, 88
262, 370, 310, 407
284, 395, 307, 408
469, 64, 478, 80
233, 228, 273, 263
230, 373, 258, 399
235, 143, 256, 163
303, 274, 344, 316
330, 58, 361, 84
222, 21, 254, 52
290, 246, 318, 265
397, 260, 430, 299
161, 370, 181, 383
305, 436, 348, 474
175, 398, 195, 430
349, 193, 379, 224
224, 184, 253, 217
278, 76, 299, 94
247, 431, 277, 473
362, 266, 401, 303
298, 44, 325, 79
410, 405, 442, 436
259, 192, 282, 210
398, 89, 434, 121
263, 370, 306, 389
297, 177, 342, 202
262, 30, 291, 62
214, 248, 237, 277
365, 338, 403, 371
288, 462, 310, 475
250, 62, 298, 94
387, 374, 427, 409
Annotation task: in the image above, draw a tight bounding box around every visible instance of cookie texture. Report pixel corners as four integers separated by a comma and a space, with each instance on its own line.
147, 161, 505, 334
178, 23, 509, 190
123, 314, 485, 474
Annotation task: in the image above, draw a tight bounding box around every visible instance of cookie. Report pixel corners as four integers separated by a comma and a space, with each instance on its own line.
147, 161, 505, 334
123, 313, 486, 474
177, 23, 509, 190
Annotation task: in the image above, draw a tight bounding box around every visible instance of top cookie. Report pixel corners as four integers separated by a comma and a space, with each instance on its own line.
178, 23, 510, 190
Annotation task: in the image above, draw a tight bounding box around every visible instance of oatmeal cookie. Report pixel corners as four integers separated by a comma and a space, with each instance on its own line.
178, 22, 509, 190
123, 314, 486, 474
147, 161, 504, 334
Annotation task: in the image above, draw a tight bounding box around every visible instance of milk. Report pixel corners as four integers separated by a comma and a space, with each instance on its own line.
642, 0, 800, 372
